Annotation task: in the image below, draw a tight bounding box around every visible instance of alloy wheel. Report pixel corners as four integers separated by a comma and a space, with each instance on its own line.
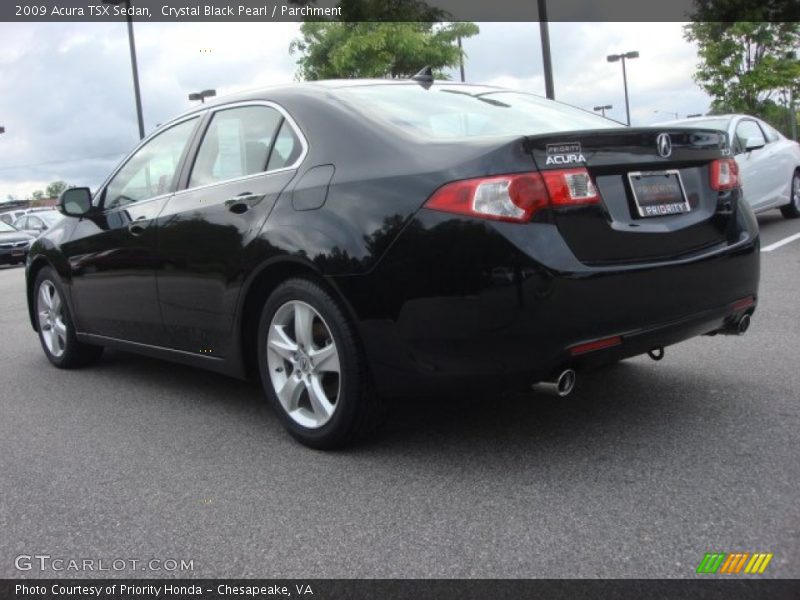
37, 280, 67, 358
266, 300, 341, 429
793, 174, 800, 210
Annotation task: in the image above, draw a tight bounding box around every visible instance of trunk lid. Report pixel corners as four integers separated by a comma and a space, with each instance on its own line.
526, 127, 737, 264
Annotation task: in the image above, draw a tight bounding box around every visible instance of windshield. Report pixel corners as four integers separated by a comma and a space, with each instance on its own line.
336, 84, 617, 139
0, 220, 17, 233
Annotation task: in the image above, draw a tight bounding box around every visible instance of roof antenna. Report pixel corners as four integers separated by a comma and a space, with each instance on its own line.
411, 66, 434, 89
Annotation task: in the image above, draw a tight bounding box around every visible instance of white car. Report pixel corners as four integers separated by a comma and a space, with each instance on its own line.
660, 115, 800, 219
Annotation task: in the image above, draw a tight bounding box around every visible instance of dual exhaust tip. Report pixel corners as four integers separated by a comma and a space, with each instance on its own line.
532, 368, 577, 397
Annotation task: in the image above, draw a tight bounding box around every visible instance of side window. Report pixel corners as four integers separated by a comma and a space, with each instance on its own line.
761, 122, 780, 143
189, 106, 283, 188
28, 216, 44, 230
267, 119, 303, 171
104, 117, 198, 210
734, 120, 766, 152
14, 217, 27, 229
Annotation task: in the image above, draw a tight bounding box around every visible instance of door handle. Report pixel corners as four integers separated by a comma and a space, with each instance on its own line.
128, 216, 149, 236
225, 193, 260, 214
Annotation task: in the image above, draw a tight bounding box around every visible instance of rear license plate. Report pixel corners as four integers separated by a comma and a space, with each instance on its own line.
628, 170, 690, 218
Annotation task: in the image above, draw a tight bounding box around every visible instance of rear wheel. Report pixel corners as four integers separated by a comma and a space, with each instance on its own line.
257, 277, 382, 449
34, 267, 103, 368
780, 171, 800, 219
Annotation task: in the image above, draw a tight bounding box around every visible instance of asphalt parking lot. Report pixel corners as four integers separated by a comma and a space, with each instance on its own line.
1, 213, 799, 579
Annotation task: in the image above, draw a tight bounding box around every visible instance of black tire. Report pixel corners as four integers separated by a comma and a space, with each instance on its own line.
779, 171, 800, 219
257, 277, 383, 449
33, 267, 104, 368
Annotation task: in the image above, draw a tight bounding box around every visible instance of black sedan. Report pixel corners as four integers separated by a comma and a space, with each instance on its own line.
26, 80, 759, 448
0, 221, 33, 266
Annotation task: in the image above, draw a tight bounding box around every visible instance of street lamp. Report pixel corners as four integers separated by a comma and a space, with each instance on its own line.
105, 0, 145, 140
607, 50, 639, 126
593, 104, 613, 117
654, 109, 679, 120
188, 89, 217, 103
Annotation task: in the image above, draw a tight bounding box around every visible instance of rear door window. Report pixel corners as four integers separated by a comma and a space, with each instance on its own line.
734, 120, 766, 152
189, 105, 284, 188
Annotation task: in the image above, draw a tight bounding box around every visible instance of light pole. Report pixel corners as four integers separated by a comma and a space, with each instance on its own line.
607, 50, 639, 126
593, 104, 612, 117
105, 0, 145, 140
189, 89, 217, 104
538, 0, 555, 99
457, 36, 465, 83
654, 109, 678, 120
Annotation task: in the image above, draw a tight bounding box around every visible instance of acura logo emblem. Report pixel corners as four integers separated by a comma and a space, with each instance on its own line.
656, 133, 672, 158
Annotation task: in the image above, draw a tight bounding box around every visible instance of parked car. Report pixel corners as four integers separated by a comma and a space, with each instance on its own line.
26, 80, 759, 448
0, 221, 34, 265
0, 209, 28, 226
13, 210, 63, 236
658, 115, 800, 218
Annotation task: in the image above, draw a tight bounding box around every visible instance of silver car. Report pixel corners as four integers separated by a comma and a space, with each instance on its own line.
659, 115, 800, 219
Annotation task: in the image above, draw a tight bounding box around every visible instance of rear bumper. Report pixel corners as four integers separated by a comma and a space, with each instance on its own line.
334, 209, 760, 398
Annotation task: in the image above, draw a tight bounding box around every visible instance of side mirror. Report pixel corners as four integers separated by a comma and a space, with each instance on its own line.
744, 136, 766, 151
58, 187, 93, 217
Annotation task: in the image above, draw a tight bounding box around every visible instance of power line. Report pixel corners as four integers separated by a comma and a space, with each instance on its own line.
0, 151, 127, 172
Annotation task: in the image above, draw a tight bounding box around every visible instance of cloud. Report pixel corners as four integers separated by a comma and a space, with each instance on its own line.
0, 21, 710, 201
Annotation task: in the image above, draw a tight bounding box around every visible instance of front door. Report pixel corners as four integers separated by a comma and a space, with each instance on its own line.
64, 116, 201, 344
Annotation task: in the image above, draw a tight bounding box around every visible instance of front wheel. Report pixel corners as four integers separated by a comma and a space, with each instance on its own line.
780, 171, 800, 219
34, 267, 103, 368
257, 277, 382, 449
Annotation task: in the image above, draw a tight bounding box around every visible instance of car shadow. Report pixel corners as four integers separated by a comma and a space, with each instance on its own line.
90, 349, 708, 461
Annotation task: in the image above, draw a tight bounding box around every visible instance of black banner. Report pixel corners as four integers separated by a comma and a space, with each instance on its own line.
3, 0, 799, 22
2, 579, 800, 600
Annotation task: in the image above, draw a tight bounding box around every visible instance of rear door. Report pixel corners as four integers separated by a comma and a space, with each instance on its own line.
527, 127, 734, 264
155, 102, 305, 356
64, 116, 201, 344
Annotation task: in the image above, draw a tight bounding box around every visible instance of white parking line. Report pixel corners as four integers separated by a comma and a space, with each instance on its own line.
762, 232, 800, 253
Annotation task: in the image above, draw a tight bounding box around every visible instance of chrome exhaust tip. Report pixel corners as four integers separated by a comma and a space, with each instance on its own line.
532, 368, 577, 397
737, 313, 751, 335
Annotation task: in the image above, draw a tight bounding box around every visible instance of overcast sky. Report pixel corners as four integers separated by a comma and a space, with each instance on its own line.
0, 21, 710, 200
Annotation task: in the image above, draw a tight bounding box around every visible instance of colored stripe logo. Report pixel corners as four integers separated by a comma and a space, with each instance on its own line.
696, 552, 773, 574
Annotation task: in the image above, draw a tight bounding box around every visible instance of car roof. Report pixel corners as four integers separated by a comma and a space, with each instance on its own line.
167, 80, 513, 125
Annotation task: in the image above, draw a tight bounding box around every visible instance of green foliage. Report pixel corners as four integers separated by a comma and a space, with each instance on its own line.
45, 181, 68, 199
684, 21, 800, 119
290, 21, 479, 80
31, 190, 44, 201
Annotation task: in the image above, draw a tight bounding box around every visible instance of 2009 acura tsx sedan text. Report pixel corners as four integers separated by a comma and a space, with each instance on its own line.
26, 78, 760, 448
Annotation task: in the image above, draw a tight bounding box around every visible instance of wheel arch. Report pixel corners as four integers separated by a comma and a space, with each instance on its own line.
26, 255, 62, 332
236, 256, 362, 379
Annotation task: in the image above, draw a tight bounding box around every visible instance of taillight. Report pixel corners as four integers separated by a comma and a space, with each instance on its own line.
541, 168, 600, 207
710, 158, 739, 191
424, 172, 549, 223
424, 168, 599, 223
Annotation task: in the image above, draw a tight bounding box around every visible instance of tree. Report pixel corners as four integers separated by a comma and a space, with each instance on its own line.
45, 181, 68, 199
31, 190, 44, 201
684, 21, 800, 120
290, 21, 479, 80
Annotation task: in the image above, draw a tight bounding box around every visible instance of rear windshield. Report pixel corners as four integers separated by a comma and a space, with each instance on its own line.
336, 84, 617, 139
672, 118, 731, 132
